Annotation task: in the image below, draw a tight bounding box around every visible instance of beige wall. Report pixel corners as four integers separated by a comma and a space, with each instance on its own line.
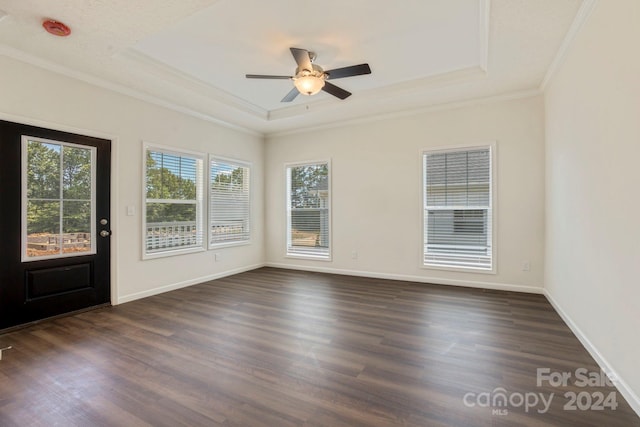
544, 0, 640, 411
0, 55, 265, 304
266, 95, 546, 292
6, 8, 637, 410
2, 2, 638, 413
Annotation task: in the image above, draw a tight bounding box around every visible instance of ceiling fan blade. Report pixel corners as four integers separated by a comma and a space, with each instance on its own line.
246, 74, 292, 79
281, 87, 300, 102
322, 82, 351, 100
325, 64, 371, 80
290, 47, 313, 71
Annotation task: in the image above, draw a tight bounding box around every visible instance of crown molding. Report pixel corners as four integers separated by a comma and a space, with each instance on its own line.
117, 57, 488, 124
266, 87, 542, 139
116, 48, 268, 120
540, 0, 598, 90
267, 65, 488, 122
266, 0, 491, 122
0, 0, 497, 137
0, 44, 262, 137
120, 0, 491, 124
0, 0, 492, 134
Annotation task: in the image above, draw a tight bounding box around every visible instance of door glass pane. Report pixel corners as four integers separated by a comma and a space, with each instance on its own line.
63, 201, 92, 254
62, 145, 92, 200
27, 142, 60, 199
23, 137, 95, 261
26, 200, 60, 257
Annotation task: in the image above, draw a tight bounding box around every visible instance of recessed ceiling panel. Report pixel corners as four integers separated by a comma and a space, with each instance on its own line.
131, 0, 482, 112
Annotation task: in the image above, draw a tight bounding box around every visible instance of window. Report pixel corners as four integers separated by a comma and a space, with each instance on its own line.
209, 157, 250, 247
21, 136, 96, 261
143, 145, 204, 257
423, 146, 493, 270
286, 161, 330, 259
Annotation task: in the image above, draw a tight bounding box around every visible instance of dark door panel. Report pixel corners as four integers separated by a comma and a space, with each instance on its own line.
0, 120, 111, 329
26, 261, 93, 299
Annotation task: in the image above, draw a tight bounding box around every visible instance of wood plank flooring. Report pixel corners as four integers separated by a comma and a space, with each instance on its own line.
0, 267, 638, 426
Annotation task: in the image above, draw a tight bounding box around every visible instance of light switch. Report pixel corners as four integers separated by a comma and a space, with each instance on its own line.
126, 205, 135, 216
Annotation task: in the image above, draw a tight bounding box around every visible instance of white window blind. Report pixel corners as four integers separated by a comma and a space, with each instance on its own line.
209, 158, 250, 246
423, 147, 493, 270
286, 162, 330, 258
144, 147, 204, 256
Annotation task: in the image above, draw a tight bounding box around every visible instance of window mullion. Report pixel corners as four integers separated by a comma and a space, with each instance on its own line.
58, 144, 64, 255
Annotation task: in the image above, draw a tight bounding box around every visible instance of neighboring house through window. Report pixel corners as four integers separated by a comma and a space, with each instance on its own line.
286, 161, 330, 259
423, 146, 494, 270
143, 145, 205, 258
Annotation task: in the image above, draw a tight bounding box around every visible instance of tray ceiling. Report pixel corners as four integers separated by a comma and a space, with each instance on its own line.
0, 0, 584, 134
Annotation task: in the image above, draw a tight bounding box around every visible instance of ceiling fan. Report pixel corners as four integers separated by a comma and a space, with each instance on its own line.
246, 47, 371, 102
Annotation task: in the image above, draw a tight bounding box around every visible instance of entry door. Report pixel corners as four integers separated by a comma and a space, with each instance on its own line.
0, 120, 111, 329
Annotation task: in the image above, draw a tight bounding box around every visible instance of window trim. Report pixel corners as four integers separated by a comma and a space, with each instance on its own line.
208, 154, 252, 249
420, 143, 497, 274
285, 159, 332, 261
142, 142, 206, 260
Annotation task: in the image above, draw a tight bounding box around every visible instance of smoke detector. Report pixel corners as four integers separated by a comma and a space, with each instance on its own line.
42, 19, 71, 37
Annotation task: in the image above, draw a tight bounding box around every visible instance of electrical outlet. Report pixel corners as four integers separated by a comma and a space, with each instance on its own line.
522, 261, 530, 272
0, 346, 12, 361
351, 251, 358, 260
214, 253, 221, 262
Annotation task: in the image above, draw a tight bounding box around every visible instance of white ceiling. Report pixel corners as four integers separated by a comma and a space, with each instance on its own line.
0, 0, 583, 135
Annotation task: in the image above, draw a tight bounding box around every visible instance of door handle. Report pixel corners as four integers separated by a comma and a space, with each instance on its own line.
100, 230, 111, 238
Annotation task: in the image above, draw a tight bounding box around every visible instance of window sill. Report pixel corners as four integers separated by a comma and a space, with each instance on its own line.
421, 264, 496, 275
285, 253, 332, 262
143, 246, 206, 260
209, 240, 250, 250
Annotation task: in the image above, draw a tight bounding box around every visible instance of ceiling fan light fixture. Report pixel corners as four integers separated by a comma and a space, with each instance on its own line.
293, 67, 326, 96
293, 75, 325, 96
247, 47, 370, 102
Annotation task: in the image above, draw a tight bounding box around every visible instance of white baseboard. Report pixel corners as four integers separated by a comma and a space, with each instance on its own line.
265, 262, 543, 294
116, 263, 266, 304
544, 289, 640, 417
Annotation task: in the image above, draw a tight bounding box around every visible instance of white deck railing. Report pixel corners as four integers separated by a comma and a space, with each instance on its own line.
146, 221, 198, 251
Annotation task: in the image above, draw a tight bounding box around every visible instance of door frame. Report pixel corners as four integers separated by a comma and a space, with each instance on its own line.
1, 112, 119, 306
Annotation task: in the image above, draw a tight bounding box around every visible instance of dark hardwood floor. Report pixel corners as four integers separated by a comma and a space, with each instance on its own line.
0, 267, 638, 426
